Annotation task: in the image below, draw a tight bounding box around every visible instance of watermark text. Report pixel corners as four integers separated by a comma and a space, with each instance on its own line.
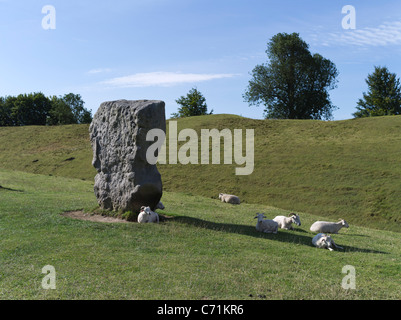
146, 121, 254, 175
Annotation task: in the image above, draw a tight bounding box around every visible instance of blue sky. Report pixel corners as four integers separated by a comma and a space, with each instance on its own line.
1, 0, 401, 120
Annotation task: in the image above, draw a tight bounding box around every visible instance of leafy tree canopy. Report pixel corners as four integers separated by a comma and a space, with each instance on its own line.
244, 32, 339, 120
171, 87, 213, 118
0, 92, 92, 126
353, 66, 401, 118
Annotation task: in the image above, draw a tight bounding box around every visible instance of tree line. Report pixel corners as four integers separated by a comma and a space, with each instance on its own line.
173, 32, 401, 120
0, 92, 92, 126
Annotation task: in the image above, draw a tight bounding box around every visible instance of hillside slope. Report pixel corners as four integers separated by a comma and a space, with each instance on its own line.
1, 168, 400, 299
0, 114, 400, 232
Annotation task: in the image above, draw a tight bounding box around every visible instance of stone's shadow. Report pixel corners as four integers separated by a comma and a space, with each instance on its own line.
172, 216, 388, 254
0, 185, 24, 192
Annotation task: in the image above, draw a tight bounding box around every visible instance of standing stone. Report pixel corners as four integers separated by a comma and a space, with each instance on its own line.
89, 100, 165, 213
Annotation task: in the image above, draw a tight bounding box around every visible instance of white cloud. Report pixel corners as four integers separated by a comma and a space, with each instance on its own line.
87, 68, 112, 74
101, 71, 239, 88
315, 21, 401, 47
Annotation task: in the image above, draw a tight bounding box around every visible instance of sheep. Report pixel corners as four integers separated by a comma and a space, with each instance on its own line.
155, 201, 165, 210
273, 213, 301, 230
219, 193, 240, 204
137, 206, 159, 223
310, 219, 349, 234
312, 233, 343, 251
254, 213, 279, 234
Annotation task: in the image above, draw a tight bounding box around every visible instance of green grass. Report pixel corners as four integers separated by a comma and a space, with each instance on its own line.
0, 124, 96, 181
1, 169, 400, 299
1, 114, 401, 232
159, 114, 401, 232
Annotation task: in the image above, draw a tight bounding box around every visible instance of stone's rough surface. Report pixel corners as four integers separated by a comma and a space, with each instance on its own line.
89, 100, 166, 213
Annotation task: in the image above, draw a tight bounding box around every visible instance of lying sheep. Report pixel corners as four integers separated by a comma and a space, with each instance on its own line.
254, 213, 278, 234
310, 219, 349, 234
273, 213, 301, 230
219, 193, 240, 204
155, 201, 165, 210
137, 206, 159, 223
312, 233, 343, 251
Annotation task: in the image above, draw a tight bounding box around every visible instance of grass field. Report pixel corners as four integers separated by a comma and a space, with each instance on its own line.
1, 169, 400, 299
1, 114, 400, 299
1, 114, 401, 232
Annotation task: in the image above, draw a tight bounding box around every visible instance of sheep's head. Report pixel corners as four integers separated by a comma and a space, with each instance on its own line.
218, 193, 223, 199
324, 235, 335, 250
141, 206, 152, 215
318, 234, 334, 249
320, 234, 331, 246
339, 219, 349, 228
289, 213, 301, 226
254, 213, 266, 221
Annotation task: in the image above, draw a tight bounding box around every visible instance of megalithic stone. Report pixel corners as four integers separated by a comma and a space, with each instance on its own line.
89, 100, 165, 213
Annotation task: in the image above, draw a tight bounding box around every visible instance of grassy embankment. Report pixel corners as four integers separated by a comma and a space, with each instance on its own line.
0, 169, 400, 299
1, 114, 400, 232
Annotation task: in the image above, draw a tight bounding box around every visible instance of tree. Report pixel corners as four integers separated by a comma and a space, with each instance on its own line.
0, 92, 92, 126
353, 66, 401, 118
47, 93, 92, 125
63, 93, 92, 124
171, 87, 213, 118
11, 92, 51, 126
0, 96, 11, 126
243, 32, 339, 120
0, 96, 18, 126
47, 95, 76, 125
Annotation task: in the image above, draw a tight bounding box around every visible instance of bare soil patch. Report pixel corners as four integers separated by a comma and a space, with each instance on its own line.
62, 210, 174, 223
62, 210, 129, 223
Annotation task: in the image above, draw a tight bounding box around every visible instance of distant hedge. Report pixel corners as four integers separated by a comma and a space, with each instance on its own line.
0, 92, 92, 126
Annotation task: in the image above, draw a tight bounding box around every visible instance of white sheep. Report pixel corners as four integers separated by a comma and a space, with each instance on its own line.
254, 213, 278, 234
312, 233, 343, 251
155, 201, 165, 210
273, 213, 301, 230
219, 193, 240, 204
310, 219, 349, 234
137, 206, 159, 223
